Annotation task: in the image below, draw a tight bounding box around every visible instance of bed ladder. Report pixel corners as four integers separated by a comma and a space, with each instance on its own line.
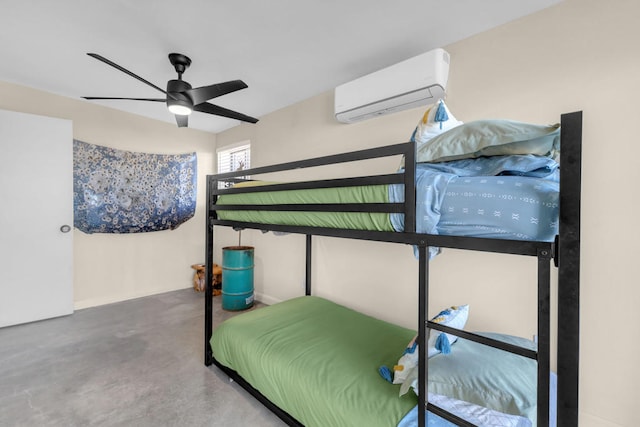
415, 111, 582, 427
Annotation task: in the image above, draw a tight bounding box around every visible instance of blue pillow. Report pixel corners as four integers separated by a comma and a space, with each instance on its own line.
416, 333, 540, 424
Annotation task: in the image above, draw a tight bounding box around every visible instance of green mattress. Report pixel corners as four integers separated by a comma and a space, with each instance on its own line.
215, 183, 395, 231
211, 296, 417, 427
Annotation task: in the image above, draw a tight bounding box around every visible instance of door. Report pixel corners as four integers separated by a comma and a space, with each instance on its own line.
0, 109, 73, 327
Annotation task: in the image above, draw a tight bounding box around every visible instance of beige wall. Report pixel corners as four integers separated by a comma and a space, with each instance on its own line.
1, 0, 635, 422
0, 81, 216, 308
216, 0, 639, 425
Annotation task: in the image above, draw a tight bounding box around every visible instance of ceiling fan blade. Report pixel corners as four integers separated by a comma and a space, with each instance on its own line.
194, 102, 259, 123
175, 115, 188, 128
186, 80, 248, 106
83, 97, 166, 102
87, 53, 171, 98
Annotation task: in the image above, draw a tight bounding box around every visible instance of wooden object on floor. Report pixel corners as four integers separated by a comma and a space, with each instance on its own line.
191, 263, 222, 295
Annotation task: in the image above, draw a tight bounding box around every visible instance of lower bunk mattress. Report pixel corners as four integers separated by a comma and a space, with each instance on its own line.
210, 296, 549, 427
215, 155, 560, 242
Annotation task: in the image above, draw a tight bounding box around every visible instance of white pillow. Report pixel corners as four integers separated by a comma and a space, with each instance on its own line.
411, 100, 463, 146
392, 305, 469, 386
428, 304, 470, 355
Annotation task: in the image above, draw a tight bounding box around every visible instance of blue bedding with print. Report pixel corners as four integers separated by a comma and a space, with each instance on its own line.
390, 154, 559, 256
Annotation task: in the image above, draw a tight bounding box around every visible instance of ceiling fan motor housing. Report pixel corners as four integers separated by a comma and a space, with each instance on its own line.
167, 79, 193, 113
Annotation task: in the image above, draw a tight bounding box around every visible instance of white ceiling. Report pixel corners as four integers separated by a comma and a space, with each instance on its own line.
0, 0, 561, 134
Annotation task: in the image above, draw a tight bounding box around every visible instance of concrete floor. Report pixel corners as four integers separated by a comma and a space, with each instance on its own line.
0, 289, 286, 427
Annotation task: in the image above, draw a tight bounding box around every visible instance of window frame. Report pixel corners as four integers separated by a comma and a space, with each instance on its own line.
216, 141, 251, 186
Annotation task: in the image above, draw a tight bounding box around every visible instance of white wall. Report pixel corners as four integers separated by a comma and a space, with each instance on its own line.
0, 81, 217, 308
215, 0, 640, 425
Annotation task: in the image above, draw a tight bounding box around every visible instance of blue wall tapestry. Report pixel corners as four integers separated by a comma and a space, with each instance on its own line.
73, 140, 197, 234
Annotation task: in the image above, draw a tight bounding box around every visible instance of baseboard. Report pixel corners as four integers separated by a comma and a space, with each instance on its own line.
254, 292, 282, 306
77, 289, 281, 311
74, 286, 191, 310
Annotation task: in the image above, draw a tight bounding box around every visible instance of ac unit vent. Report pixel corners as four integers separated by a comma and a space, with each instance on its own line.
334, 48, 449, 124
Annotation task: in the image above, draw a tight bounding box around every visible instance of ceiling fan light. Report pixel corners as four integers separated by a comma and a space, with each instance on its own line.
167, 98, 193, 116
168, 104, 192, 115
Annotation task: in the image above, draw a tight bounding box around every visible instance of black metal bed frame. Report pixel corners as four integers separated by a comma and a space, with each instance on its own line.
204, 111, 582, 427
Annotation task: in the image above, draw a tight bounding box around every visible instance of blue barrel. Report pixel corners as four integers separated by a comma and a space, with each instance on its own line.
222, 246, 255, 310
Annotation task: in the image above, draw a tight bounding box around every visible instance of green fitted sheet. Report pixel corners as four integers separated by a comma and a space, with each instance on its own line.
216, 183, 395, 231
211, 296, 417, 427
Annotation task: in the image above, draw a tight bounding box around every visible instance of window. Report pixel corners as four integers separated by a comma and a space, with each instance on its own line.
217, 142, 250, 187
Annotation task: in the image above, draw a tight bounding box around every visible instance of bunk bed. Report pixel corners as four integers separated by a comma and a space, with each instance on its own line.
204, 111, 582, 427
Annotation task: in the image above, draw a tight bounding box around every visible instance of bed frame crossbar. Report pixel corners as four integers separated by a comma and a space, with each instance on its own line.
210, 218, 555, 256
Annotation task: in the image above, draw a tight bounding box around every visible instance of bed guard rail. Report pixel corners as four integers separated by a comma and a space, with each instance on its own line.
207, 140, 417, 233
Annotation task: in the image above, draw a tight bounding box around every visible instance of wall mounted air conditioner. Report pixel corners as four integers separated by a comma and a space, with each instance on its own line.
334, 48, 450, 124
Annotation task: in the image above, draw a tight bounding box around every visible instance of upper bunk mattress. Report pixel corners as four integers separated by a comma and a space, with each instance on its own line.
217, 181, 393, 231
215, 154, 559, 242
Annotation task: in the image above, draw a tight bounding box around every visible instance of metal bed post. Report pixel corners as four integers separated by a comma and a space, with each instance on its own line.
417, 244, 428, 427
404, 139, 417, 233
305, 234, 312, 296
204, 176, 215, 366
537, 249, 552, 427
557, 111, 582, 426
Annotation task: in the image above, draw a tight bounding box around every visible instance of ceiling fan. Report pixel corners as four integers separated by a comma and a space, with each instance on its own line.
83, 53, 259, 128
